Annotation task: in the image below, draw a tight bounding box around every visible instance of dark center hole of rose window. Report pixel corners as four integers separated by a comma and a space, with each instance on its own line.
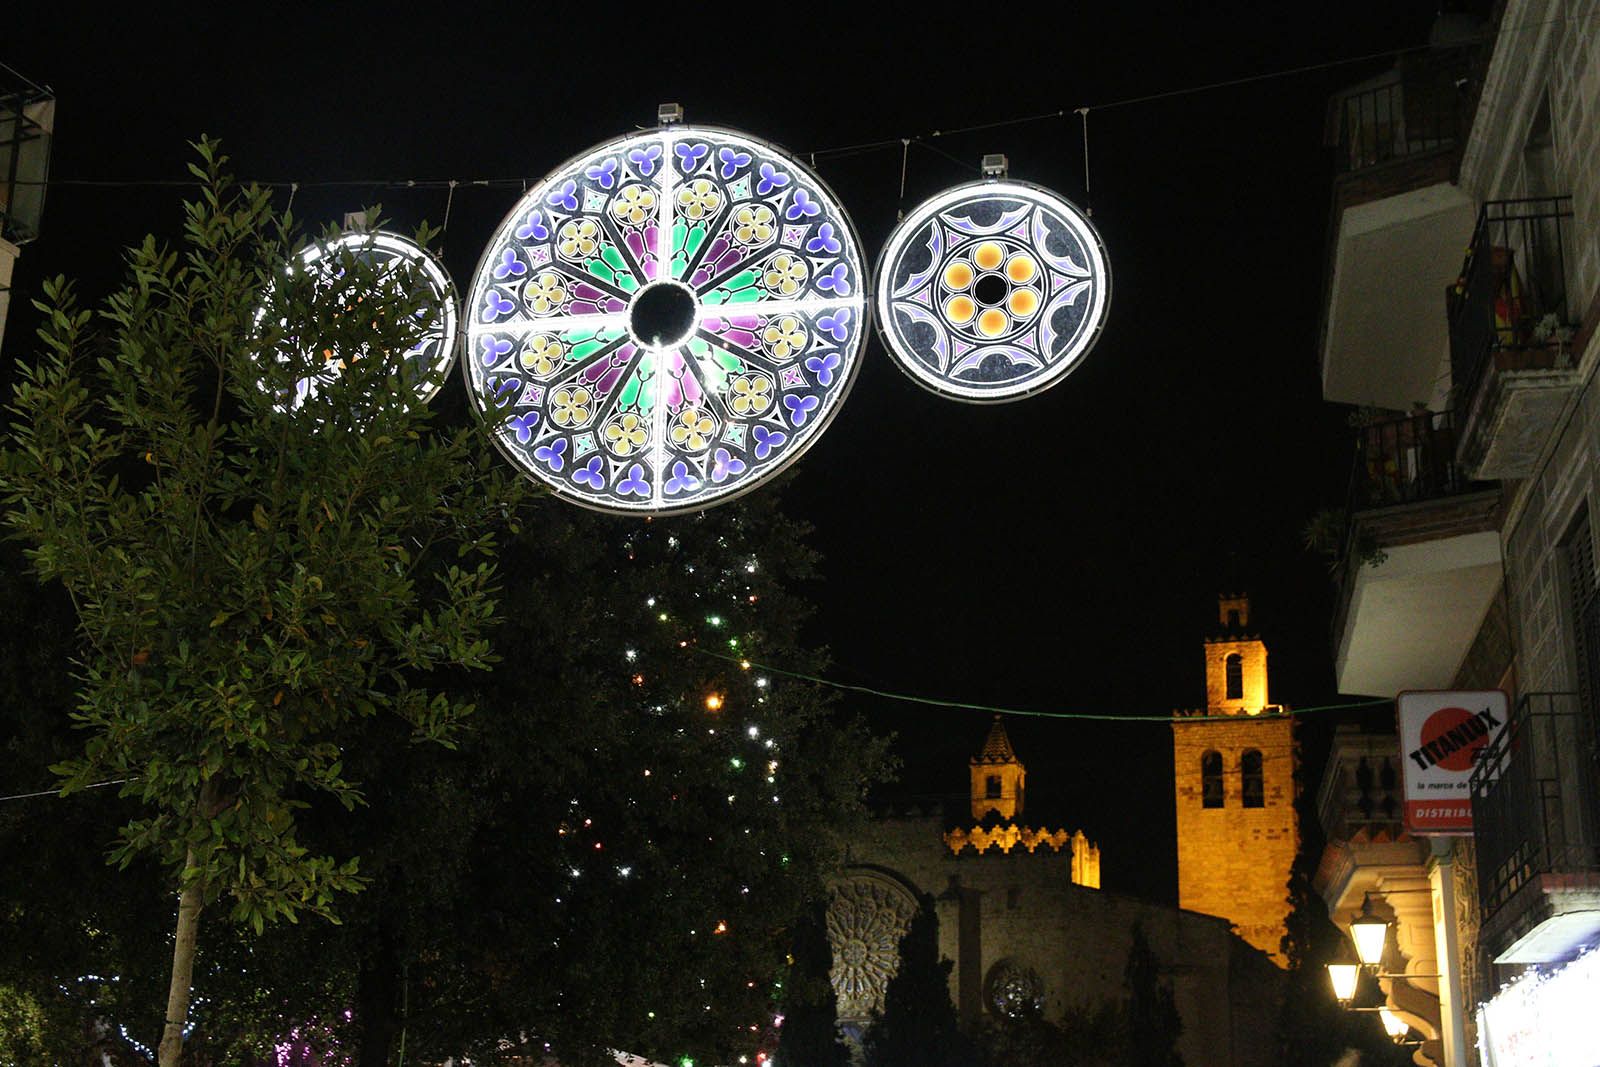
973, 273, 1009, 307
631, 283, 697, 347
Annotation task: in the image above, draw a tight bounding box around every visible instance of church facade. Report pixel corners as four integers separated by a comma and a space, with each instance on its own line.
826, 595, 1295, 1066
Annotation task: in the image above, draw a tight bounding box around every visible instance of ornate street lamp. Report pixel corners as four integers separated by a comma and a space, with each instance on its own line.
1349, 894, 1390, 966
1327, 938, 1363, 1003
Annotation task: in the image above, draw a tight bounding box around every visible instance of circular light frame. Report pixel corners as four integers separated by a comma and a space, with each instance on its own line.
874, 178, 1110, 403
259, 229, 459, 414
464, 124, 870, 515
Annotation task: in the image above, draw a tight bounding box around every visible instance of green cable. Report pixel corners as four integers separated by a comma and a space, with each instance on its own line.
692, 647, 1389, 724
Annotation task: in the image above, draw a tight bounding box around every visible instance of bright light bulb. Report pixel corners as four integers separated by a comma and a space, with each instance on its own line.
706, 693, 724, 711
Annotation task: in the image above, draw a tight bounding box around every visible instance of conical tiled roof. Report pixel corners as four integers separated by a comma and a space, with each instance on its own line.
975, 715, 1018, 764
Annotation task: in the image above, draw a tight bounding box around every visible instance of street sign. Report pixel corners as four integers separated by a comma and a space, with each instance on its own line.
1396, 689, 1508, 835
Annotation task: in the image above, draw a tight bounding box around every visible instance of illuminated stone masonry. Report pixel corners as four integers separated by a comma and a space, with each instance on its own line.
825, 871, 919, 1022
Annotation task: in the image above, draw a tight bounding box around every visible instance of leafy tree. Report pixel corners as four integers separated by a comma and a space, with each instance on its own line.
776, 899, 850, 1067
1121, 921, 1183, 1067
980, 1003, 1123, 1067
1, 140, 519, 1066
864, 901, 977, 1067
184, 486, 891, 1067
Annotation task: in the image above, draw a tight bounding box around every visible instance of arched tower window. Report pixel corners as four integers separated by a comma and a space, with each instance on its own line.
1201, 751, 1224, 808
986, 774, 1002, 799
1241, 749, 1264, 808
1225, 653, 1243, 700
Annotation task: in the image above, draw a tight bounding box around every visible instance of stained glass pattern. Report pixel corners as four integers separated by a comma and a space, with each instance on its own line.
466, 126, 868, 514
264, 230, 459, 413
875, 180, 1109, 403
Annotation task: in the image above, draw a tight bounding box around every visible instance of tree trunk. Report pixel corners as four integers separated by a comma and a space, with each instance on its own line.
157, 849, 205, 1067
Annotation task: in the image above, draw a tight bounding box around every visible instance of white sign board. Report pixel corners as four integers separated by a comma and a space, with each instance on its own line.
1396, 689, 1508, 835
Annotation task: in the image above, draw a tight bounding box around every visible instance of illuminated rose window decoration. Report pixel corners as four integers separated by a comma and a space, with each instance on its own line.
465, 122, 868, 514
875, 179, 1110, 403
261, 230, 459, 414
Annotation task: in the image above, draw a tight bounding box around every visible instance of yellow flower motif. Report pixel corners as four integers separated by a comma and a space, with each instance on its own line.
611, 185, 658, 227
551, 386, 591, 427
557, 218, 601, 260
520, 335, 565, 377
763, 253, 808, 296
732, 205, 776, 245
729, 374, 771, 415
677, 178, 722, 220
669, 406, 715, 451
604, 411, 649, 455
760, 316, 808, 360
525, 272, 568, 315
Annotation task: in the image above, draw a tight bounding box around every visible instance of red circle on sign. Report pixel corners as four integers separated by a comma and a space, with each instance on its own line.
1420, 706, 1484, 771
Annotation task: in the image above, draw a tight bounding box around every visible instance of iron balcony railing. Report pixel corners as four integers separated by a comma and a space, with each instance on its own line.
1470, 692, 1600, 923
1447, 197, 1578, 413
1329, 49, 1475, 174
1345, 408, 1483, 514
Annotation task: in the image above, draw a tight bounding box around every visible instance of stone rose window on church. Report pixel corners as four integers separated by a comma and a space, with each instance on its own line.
986, 959, 1045, 1018
1241, 749, 1264, 808
1201, 751, 1224, 808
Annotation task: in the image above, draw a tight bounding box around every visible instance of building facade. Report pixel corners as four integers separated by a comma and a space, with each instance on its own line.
1172, 594, 1298, 964
1314, 4, 1600, 1064
827, 602, 1292, 1067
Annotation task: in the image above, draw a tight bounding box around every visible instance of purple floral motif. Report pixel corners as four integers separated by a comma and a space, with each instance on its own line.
804, 351, 842, 386
491, 377, 522, 407
585, 158, 620, 189
785, 189, 820, 220
627, 144, 662, 176
817, 263, 851, 295
507, 411, 540, 443
751, 425, 787, 460
755, 162, 790, 196
817, 307, 852, 341
482, 290, 515, 322
534, 436, 567, 471
782, 393, 820, 426
515, 209, 550, 241
675, 142, 709, 172
664, 460, 701, 496
547, 179, 579, 211
573, 456, 605, 489
718, 147, 752, 178
805, 222, 841, 254
617, 464, 650, 497
480, 335, 513, 367
493, 249, 527, 280
711, 447, 746, 483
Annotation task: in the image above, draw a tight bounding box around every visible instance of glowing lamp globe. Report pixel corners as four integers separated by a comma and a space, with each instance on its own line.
1350, 900, 1389, 966
1327, 959, 1361, 1003
875, 178, 1109, 402
464, 122, 868, 514
1379, 1007, 1410, 1041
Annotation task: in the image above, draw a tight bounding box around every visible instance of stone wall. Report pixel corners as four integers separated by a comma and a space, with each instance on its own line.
1172, 714, 1298, 964
836, 816, 1285, 1067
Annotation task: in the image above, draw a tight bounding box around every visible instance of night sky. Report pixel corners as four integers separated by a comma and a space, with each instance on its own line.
4, 4, 1442, 904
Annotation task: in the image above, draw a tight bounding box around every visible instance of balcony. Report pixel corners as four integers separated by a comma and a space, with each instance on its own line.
1330, 410, 1500, 697
1471, 692, 1600, 963
0, 66, 55, 247
1449, 197, 1580, 479
1320, 47, 1480, 411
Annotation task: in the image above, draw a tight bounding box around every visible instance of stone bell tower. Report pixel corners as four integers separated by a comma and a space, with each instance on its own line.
1171, 594, 1298, 965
